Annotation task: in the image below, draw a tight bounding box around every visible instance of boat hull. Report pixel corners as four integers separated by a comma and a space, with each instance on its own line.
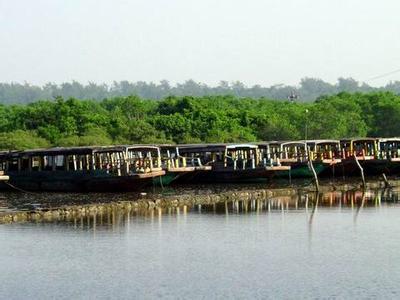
153, 172, 181, 186
337, 158, 400, 177
275, 162, 326, 178
0, 170, 163, 192
170, 167, 289, 184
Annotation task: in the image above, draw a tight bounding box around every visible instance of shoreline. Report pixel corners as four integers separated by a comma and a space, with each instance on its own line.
1, 178, 399, 224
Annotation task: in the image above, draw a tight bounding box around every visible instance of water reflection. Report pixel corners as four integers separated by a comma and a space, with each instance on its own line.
3, 185, 400, 299
2, 186, 399, 228
199, 189, 394, 214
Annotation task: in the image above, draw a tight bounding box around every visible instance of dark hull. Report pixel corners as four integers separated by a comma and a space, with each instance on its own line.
171, 168, 288, 184
276, 162, 327, 178
336, 159, 400, 177
0, 170, 158, 192
317, 163, 342, 178
153, 172, 189, 186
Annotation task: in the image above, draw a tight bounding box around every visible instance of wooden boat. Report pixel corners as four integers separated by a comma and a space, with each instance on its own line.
169, 143, 290, 184
155, 145, 211, 185
261, 140, 341, 178
339, 138, 382, 176
0, 145, 165, 192
258, 141, 281, 165
265, 141, 315, 178
280, 141, 313, 177
307, 140, 342, 177
376, 138, 400, 175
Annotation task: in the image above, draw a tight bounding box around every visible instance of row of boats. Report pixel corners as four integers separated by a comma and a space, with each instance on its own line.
0, 137, 399, 192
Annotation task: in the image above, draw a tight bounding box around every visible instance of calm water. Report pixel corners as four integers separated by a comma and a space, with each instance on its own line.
1, 187, 400, 299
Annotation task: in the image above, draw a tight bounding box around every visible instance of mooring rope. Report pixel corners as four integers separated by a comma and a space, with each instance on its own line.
3, 181, 37, 194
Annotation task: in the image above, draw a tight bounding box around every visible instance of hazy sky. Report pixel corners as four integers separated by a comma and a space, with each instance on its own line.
1, 0, 399, 86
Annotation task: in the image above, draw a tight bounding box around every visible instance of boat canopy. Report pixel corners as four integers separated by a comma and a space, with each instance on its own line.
256, 141, 286, 147
340, 138, 378, 144
378, 138, 400, 143
280, 141, 307, 148
226, 144, 257, 150
177, 143, 258, 154
306, 139, 340, 146
0, 145, 162, 159
0, 146, 100, 158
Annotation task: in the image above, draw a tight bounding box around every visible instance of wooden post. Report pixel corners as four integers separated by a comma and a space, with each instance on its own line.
182, 157, 187, 167
92, 154, 96, 170
307, 146, 319, 192
382, 173, 390, 188
354, 155, 366, 188
256, 149, 260, 167
125, 160, 129, 175
149, 152, 153, 171
98, 154, 103, 169
117, 153, 121, 176
224, 149, 228, 168
166, 150, 171, 169
157, 154, 161, 169
167, 157, 171, 169
175, 158, 179, 168
73, 155, 77, 171
85, 155, 90, 170
110, 153, 115, 170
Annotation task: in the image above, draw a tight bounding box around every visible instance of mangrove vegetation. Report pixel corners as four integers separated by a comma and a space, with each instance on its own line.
0, 91, 399, 150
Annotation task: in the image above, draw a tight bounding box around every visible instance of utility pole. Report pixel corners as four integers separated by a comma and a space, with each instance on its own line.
305, 109, 309, 141
288, 90, 299, 102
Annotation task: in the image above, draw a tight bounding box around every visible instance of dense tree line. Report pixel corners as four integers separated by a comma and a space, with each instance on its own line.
1, 78, 400, 104
0, 92, 398, 150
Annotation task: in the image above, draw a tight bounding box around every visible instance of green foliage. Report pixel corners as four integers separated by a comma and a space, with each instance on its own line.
308, 95, 368, 138
57, 128, 113, 147
0, 92, 398, 150
0, 130, 50, 150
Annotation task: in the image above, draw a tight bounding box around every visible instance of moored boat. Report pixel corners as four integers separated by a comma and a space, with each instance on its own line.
169, 143, 290, 184
155, 145, 211, 185
307, 140, 342, 177
339, 138, 382, 176
280, 141, 312, 177
266, 141, 316, 178
0, 145, 165, 192
260, 140, 341, 178
376, 138, 400, 175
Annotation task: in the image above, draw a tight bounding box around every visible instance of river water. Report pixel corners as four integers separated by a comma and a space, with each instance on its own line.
1, 184, 400, 299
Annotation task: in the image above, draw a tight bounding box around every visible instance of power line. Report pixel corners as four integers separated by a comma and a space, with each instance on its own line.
365, 68, 400, 81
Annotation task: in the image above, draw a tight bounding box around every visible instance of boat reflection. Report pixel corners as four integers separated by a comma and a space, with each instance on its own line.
3, 186, 395, 229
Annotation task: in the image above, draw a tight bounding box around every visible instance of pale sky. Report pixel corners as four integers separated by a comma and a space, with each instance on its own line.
1, 0, 399, 86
